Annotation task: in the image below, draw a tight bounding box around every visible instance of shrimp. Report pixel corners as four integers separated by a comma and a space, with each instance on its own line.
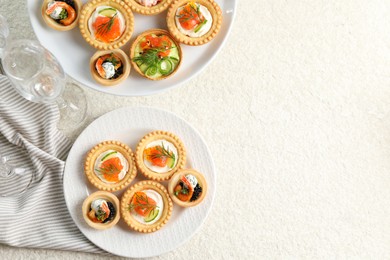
95, 54, 122, 79
46, 1, 76, 26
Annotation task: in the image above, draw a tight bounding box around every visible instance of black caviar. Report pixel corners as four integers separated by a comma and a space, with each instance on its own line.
190, 184, 202, 202
60, 0, 76, 9
112, 65, 123, 79
102, 201, 116, 223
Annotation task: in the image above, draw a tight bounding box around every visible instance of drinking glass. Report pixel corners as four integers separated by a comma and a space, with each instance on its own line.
0, 154, 30, 197
0, 15, 87, 196
2, 39, 88, 129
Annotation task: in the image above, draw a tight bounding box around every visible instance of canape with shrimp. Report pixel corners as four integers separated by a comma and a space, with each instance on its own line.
90, 49, 131, 86
41, 0, 82, 31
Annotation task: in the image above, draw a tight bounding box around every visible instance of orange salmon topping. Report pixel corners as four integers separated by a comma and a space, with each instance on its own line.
143, 144, 175, 168
99, 157, 123, 182
93, 15, 121, 43
131, 191, 157, 217
140, 35, 172, 57
177, 2, 205, 30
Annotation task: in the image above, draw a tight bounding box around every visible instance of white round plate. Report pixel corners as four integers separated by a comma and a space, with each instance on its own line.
27, 0, 236, 96
63, 106, 216, 258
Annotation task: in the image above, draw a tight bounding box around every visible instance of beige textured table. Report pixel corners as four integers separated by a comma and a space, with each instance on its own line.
1, 0, 390, 259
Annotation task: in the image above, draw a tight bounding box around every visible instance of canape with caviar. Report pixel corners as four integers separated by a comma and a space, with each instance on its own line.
123, 0, 173, 15
79, 0, 134, 50
41, 0, 82, 31
82, 191, 120, 230
121, 181, 173, 233
167, 0, 222, 45
130, 29, 182, 80
135, 130, 186, 181
168, 169, 207, 207
84, 140, 137, 191
90, 49, 131, 86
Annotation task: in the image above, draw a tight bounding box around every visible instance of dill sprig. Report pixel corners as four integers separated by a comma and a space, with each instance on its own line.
95, 163, 119, 175
133, 48, 160, 67
104, 53, 119, 66
96, 13, 117, 36
128, 193, 158, 214
176, 2, 205, 23
148, 142, 175, 161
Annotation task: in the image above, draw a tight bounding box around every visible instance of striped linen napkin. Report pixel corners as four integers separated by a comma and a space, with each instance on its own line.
0, 75, 105, 254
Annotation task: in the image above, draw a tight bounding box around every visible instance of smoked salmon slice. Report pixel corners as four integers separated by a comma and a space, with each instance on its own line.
93, 15, 121, 43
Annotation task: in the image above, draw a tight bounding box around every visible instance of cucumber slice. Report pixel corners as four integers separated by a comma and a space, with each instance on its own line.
167, 157, 175, 168
99, 8, 117, 17
169, 57, 179, 64
144, 208, 159, 223
146, 65, 158, 77
158, 58, 173, 75
101, 151, 117, 161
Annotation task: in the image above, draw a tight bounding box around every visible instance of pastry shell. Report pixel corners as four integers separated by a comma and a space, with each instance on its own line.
121, 180, 173, 233
130, 29, 182, 81
41, 0, 82, 31
82, 191, 120, 230
84, 140, 137, 192
166, 0, 223, 46
123, 0, 173, 15
168, 169, 207, 207
135, 130, 186, 181
79, 0, 134, 50
90, 49, 131, 86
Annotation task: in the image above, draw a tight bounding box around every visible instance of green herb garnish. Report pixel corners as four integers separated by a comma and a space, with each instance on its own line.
147, 142, 176, 161
95, 206, 107, 221
105, 53, 119, 66
58, 9, 68, 20
96, 13, 117, 36
128, 193, 159, 212
95, 163, 119, 175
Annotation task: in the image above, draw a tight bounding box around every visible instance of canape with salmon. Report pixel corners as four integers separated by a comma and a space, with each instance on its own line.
166, 0, 222, 46
79, 0, 134, 50
135, 130, 186, 181
121, 180, 173, 233
90, 49, 131, 86
82, 191, 120, 230
41, 0, 82, 31
123, 0, 173, 15
168, 169, 207, 207
84, 140, 137, 191
130, 29, 182, 80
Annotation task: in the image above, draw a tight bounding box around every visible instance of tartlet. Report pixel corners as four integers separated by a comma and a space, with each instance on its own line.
41, 0, 82, 31
168, 169, 207, 207
82, 191, 120, 230
123, 0, 173, 15
84, 140, 137, 191
166, 0, 223, 46
79, 0, 134, 50
90, 49, 131, 86
135, 130, 186, 181
130, 29, 182, 80
121, 180, 173, 233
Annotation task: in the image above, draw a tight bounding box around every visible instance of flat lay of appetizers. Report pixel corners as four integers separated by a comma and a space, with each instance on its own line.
39, 0, 223, 86
82, 130, 208, 232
